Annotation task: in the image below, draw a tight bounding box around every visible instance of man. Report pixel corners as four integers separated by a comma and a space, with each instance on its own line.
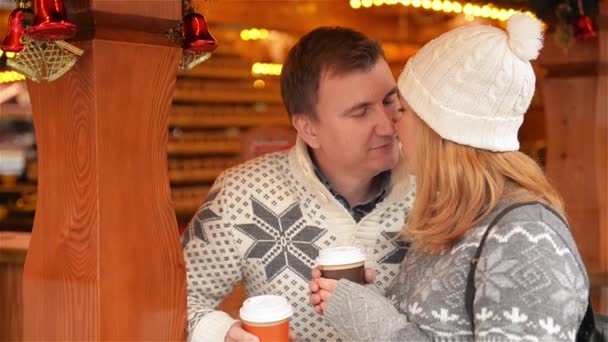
182, 27, 415, 341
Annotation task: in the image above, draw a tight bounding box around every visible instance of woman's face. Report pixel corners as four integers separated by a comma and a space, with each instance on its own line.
397, 97, 417, 175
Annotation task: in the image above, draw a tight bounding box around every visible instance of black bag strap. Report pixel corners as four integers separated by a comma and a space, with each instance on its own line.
464, 201, 596, 341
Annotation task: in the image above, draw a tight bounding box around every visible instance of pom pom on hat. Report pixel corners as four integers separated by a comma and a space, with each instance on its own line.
506, 13, 544, 61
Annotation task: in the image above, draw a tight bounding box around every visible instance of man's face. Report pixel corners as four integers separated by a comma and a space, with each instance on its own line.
307, 59, 401, 179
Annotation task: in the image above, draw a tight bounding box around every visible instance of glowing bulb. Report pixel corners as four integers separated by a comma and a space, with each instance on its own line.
350, 0, 362, 8
472, 5, 481, 16
481, 5, 490, 17
259, 29, 269, 39
253, 79, 265, 89
498, 9, 509, 21
432, 0, 443, 11
452, 2, 462, 12
361, 0, 373, 7
240, 30, 250, 41
249, 29, 260, 40
422, 0, 432, 9
5, 51, 16, 59
411, 0, 421, 7
373, 0, 384, 6
443, 1, 453, 12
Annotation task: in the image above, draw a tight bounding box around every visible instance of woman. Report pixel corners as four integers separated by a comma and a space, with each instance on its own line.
309, 14, 589, 341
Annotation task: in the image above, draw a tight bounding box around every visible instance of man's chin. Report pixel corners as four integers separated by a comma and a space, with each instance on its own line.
374, 154, 400, 173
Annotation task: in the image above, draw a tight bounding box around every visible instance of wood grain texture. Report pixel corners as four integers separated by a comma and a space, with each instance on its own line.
595, 4, 608, 315
23, 38, 186, 340
93, 39, 186, 341
74, 11, 181, 46
24, 40, 100, 341
92, 0, 181, 21
539, 32, 608, 314
0, 263, 24, 342
541, 75, 601, 271
218, 283, 246, 320
0, 232, 29, 342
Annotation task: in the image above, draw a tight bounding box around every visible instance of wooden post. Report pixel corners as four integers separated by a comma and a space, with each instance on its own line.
22, 1, 187, 340
538, 3, 608, 314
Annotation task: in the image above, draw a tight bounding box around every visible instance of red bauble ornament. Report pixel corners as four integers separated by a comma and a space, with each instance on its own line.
181, 12, 218, 54
29, 0, 77, 40
1, 8, 28, 53
575, 15, 597, 40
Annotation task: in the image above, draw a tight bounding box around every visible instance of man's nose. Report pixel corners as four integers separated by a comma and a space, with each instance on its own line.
375, 107, 397, 136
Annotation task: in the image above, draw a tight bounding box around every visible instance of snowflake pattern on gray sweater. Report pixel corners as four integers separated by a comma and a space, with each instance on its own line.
324, 202, 589, 341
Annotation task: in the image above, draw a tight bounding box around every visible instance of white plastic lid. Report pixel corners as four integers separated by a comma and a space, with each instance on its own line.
239, 295, 293, 323
316, 246, 366, 266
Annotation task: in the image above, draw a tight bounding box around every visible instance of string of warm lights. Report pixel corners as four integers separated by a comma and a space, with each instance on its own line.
240, 28, 270, 41
0, 71, 25, 84
251, 62, 282, 76
349, 0, 534, 22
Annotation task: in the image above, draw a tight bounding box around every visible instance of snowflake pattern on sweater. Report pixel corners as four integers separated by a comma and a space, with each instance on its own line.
324, 202, 589, 342
183, 139, 415, 341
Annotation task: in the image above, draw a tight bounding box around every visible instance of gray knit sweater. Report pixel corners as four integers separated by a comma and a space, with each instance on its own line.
324, 202, 589, 341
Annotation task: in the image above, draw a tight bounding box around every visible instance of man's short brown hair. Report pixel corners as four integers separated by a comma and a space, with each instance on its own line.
280, 27, 385, 119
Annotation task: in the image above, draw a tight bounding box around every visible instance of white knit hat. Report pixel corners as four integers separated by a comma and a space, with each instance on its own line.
398, 14, 544, 152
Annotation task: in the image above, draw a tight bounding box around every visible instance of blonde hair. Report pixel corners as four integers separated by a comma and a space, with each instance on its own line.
402, 117, 565, 255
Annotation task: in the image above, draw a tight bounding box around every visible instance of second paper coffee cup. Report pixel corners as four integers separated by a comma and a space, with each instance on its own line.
239, 295, 293, 342
316, 246, 366, 284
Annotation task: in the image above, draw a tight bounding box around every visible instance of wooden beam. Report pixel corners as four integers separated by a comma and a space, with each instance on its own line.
22, 0, 187, 340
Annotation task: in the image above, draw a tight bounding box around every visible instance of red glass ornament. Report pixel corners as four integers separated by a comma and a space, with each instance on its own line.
29, 0, 77, 40
1, 8, 27, 53
575, 15, 597, 40
181, 12, 218, 54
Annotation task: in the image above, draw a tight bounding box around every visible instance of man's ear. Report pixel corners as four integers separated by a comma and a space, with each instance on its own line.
292, 114, 320, 148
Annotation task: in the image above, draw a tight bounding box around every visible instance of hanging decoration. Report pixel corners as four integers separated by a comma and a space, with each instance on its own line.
1, 2, 33, 55
573, 0, 597, 40
0, 0, 82, 82
550, 0, 597, 47
167, 0, 218, 70
29, 0, 77, 40
481, 0, 600, 48
7, 35, 83, 82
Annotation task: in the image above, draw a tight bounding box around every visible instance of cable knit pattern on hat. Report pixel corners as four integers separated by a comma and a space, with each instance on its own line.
398, 14, 543, 151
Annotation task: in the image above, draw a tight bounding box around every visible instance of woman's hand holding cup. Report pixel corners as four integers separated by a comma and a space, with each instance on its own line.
310, 246, 376, 315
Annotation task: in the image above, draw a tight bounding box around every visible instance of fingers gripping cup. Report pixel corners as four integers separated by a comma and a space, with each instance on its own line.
239, 295, 293, 342
316, 246, 366, 284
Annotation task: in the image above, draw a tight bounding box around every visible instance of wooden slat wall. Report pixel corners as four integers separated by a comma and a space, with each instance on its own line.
539, 9, 608, 313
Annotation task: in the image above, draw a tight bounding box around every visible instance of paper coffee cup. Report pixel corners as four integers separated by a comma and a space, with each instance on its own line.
240, 295, 293, 342
316, 246, 366, 284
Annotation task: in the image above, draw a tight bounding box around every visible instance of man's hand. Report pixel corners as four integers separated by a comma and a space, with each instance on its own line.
225, 322, 259, 342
